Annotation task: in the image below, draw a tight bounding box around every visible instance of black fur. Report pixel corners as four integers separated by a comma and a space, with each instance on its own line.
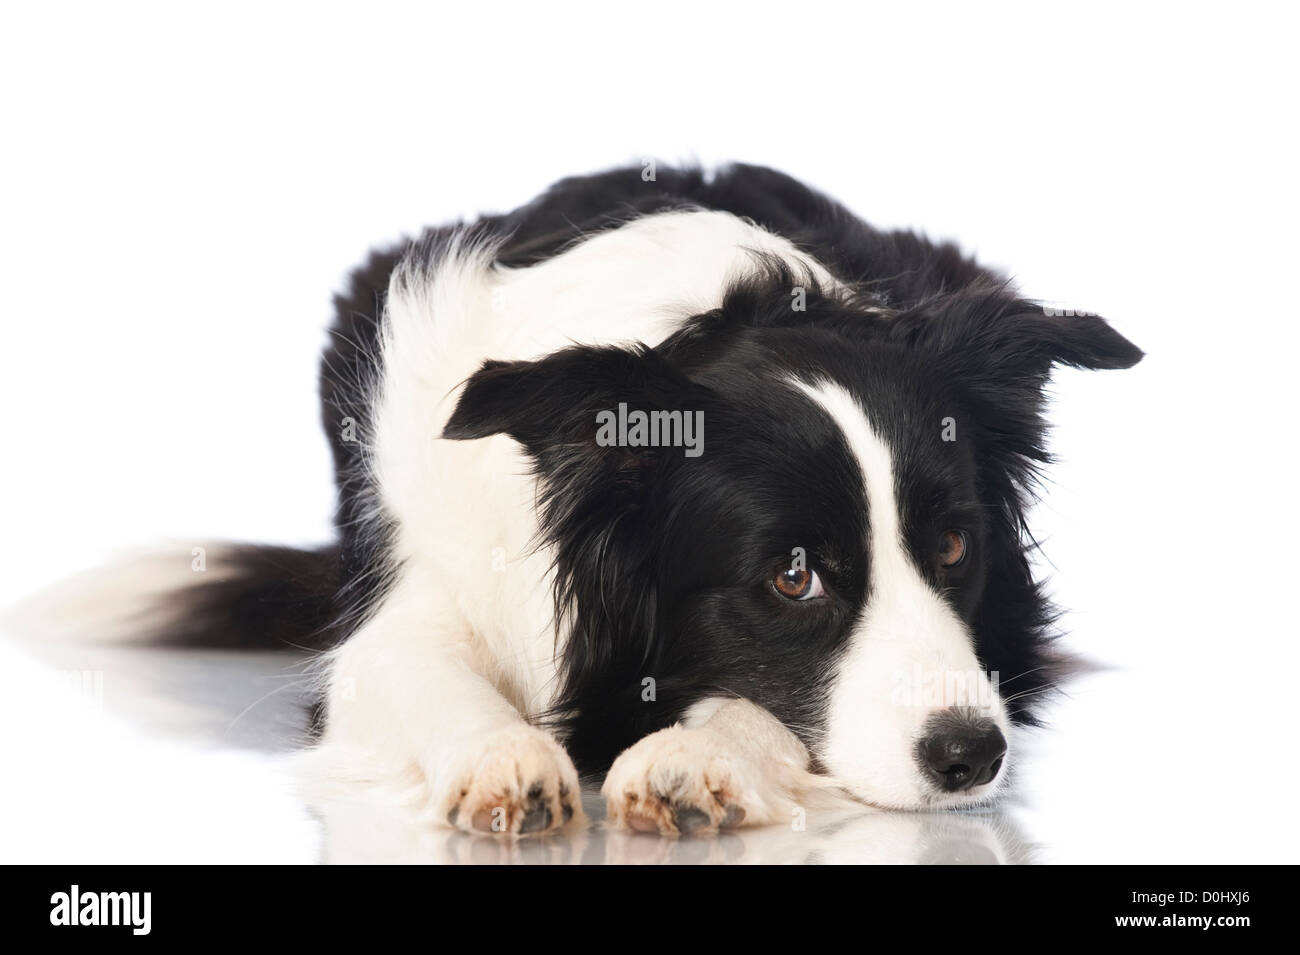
148, 543, 345, 651
442, 258, 1139, 770
159, 163, 1141, 776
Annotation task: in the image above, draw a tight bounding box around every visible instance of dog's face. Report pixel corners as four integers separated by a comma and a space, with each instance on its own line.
445, 276, 1141, 808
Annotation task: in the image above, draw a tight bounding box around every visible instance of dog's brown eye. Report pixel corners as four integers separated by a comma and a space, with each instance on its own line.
939, 530, 968, 569
773, 564, 824, 601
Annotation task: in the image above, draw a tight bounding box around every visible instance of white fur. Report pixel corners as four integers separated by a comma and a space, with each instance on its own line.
4, 544, 245, 645
314, 210, 841, 831
791, 379, 1012, 809
603, 697, 816, 833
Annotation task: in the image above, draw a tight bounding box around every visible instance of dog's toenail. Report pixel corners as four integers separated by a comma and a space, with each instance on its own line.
673, 806, 711, 834
720, 805, 746, 828
519, 804, 552, 834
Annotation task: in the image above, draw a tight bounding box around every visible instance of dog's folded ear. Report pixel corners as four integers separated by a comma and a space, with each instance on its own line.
890, 289, 1143, 383
443, 343, 705, 465
889, 289, 1142, 485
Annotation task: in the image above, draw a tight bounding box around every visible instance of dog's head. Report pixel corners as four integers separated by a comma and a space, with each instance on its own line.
444, 271, 1142, 808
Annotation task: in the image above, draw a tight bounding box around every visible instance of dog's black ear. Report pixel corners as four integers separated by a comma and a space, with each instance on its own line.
890, 289, 1143, 383
443, 343, 702, 463
892, 289, 1142, 486
441, 357, 543, 443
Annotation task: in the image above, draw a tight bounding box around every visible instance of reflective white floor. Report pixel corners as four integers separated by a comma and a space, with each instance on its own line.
0, 638, 1044, 864
0, 633, 1284, 865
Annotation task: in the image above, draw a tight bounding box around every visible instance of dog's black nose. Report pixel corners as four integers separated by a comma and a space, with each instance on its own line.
916, 710, 1007, 792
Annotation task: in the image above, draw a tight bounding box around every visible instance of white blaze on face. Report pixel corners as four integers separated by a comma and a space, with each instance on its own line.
792, 380, 1010, 808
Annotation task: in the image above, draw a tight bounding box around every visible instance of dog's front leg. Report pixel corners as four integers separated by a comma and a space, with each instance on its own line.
602, 697, 812, 834
315, 575, 583, 836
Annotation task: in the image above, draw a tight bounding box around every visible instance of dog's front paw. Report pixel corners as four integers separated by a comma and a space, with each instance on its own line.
434, 725, 584, 837
602, 725, 788, 835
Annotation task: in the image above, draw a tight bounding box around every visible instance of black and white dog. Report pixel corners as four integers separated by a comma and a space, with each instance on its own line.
152, 164, 1141, 835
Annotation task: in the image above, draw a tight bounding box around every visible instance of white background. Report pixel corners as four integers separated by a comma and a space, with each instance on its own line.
1, 2, 1296, 863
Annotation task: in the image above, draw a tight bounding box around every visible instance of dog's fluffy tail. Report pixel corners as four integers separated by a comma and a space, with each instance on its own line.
5, 542, 348, 651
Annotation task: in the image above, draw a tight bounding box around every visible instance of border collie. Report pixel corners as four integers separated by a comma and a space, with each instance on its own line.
136, 163, 1141, 835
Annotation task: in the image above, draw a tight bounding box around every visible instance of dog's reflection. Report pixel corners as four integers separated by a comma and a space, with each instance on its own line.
305, 783, 1036, 864
13, 643, 1035, 864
